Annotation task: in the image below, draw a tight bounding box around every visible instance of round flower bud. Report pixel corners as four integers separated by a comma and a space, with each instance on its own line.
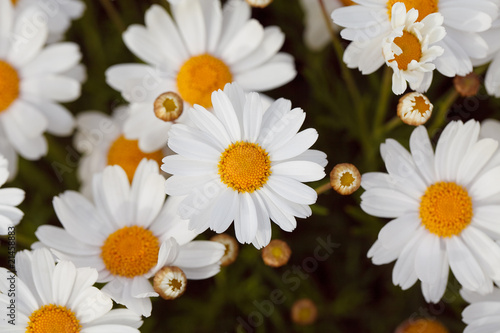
210, 234, 239, 266
330, 163, 361, 195
291, 298, 318, 326
397, 92, 433, 126
154, 92, 184, 122
153, 266, 187, 300
453, 72, 480, 97
262, 239, 291, 267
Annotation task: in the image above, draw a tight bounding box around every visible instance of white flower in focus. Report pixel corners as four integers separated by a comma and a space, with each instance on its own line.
461, 288, 500, 333
332, 0, 498, 77
0, 155, 24, 234
74, 107, 168, 198
162, 83, 327, 248
106, 0, 296, 152
0, 0, 82, 177
0, 248, 143, 332
15, 0, 86, 43
35, 160, 225, 317
383, 3, 445, 94
363, 120, 500, 303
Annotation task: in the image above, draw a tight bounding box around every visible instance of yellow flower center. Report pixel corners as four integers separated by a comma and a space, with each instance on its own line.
401, 319, 449, 333
177, 54, 232, 108
340, 172, 355, 187
169, 278, 183, 291
107, 135, 164, 183
413, 95, 431, 116
0, 60, 20, 113
419, 182, 473, 237
11, 0, 18, 5
27, 305, 81, 333
218, 141, 271, 193
391, 31, 422, 70
101, 225, 160, 278
387, 0, 439, 21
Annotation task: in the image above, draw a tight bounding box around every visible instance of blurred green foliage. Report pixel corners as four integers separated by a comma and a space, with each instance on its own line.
2, 0, 500, 332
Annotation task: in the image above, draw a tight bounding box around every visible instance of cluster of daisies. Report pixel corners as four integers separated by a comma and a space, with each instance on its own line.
2, 0, 500, 331
0, 0, 327, 330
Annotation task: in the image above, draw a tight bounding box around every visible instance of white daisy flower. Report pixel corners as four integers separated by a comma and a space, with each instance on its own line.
0, 248, 143, 332
473, 18, 500, 97
74, 107, 168, 198
35, 159, 225, 317
332, 0, 499, 77
0, 155, 24, 234
14, 0, 86, 43
106, 0, 296, 153
362, 120, 500, 303
382, 3, 445, 94
299, 0, 355, 51
0, 0, 82, 177
162, 83, 327, 248
461, 288, 500, 333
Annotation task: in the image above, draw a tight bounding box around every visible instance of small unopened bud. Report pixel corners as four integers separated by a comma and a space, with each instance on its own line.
154, 92, 184, 122
153, 266, 187, 300
453, 72, 480, 97
394, 319, 448, 333
262, 239, 291, 267
210, 234, 239, 266
291, 298, 318, 326
330, 163, 361, 195
397, 92, 433, 126
245, 0, 272, 8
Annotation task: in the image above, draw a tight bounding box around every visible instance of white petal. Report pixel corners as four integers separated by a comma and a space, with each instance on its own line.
172, 0, 206, 55
233, 192, 258, 243
266, 175, 317, 205
174, 241, 225, 268
446, 236, 486, 291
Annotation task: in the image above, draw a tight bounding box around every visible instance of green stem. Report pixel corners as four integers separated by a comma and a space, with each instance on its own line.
318, 0, 372, 165
373, 67, 393, 137
383, 116, 402, 133
318, 0, 362, 112
428, 89, 459, 133
315, 181, 332, 195
99, 0, 126, 33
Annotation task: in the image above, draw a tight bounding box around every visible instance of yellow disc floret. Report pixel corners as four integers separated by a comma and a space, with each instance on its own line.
391, 31, 422, 70
0, 60, 20, 113
101, 225, 160, 278
218, 141, 271, 193
27, 304, 81, 333
387, 0, 439, 21
413, 95, 432, 116
107, 135, 164, 182
419, 182, 473, 237
340, 172, 355, 187
177, 54, 232, 108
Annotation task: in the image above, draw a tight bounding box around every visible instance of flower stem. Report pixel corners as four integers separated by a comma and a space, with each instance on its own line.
428, 89, 459, 133
99, 0, 126, 33
318, 0, 362, 113
315, 181, 332, 195
373, 67, 393, 137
